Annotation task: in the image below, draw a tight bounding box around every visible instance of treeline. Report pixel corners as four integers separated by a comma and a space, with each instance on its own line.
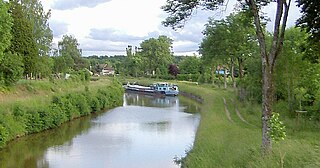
198, 11, 320, 119
0, 0, 90, 87
0, 80, 124, 148
104, 11, 319, 120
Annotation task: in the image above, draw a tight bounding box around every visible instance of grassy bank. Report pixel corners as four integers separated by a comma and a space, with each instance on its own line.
179, 83, 320, 167
0, 77, 124, 148
121, 78, 320, 167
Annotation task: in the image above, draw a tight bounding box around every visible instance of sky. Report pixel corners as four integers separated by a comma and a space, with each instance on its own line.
40, 0, 302, 56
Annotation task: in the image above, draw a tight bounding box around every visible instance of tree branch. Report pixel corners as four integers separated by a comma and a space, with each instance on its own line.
247, 0, 268, 64
269, 0, 284, 70
272, 0, 291, 70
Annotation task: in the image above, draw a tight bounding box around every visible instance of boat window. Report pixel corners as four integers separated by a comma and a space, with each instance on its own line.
163, 88, 166, 90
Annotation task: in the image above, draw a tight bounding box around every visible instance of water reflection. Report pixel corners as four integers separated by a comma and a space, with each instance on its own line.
124, 93, 179, 108
0, 93, 200, 168
0, 116, 93, 168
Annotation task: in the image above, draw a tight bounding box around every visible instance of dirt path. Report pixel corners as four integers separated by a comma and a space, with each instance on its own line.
223, 97, 234, 123
231, 98, 251, 125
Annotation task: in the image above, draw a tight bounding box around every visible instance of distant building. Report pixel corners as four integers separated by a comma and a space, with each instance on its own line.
100, 64, 115, 76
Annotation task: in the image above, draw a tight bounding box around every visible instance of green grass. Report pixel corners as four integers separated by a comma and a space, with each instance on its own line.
122, 78, 320, 167
179, 84, 320, 167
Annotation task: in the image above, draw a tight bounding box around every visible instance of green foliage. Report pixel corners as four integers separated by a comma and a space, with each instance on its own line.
20, 0, 53, 57
179, 56, 201, 74
57, 35, 87, 71
9, 0, 38, 77
139, 35, 174, 75
0, 52, 24, 86
0, 0, 13, 62
296, 0, 320, 42
35, 56, 53, 78
25, 109, 42, 133
269, 112, 286, 142
0, 80, 124, 148
0, 124, 9, 147
177, 74, 200, 82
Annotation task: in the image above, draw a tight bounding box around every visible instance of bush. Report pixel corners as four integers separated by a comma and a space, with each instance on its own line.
177, 74, 200, 82
49, 104, 67, 126
0, 124, 9, 147
25, 110, 42, 133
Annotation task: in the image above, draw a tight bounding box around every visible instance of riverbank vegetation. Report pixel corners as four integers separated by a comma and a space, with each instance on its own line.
178, 83, 320, 167
0, 78, 124, 148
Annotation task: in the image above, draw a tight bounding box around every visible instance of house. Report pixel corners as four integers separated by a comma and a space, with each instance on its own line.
100, 64, 115, 76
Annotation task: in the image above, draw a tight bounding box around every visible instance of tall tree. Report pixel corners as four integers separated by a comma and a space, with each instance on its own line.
0, 0, 23, 86
274, 27, 308, 112
0, 0, 13, 62
200, 12, 257, 89
140, 35, 174, 75
9, 0, 38, 78
162, 0, 292, 152
20, 0, 52, 57
58, 35, 84, 71
296, 0, 320, 63
296, 0, 320, 41
179, 56, 201, 74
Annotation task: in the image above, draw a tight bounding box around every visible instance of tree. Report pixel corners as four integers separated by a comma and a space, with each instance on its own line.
162, 0, 292, 152
123, 54, 144, 77
140, 35, 174, 75
179, 56, 201, 74
296, 0, 320, 42
200, 12, 257, 89
168, 64, 179, 77
0, 52, 24, 86
20, 0, 52, 57
0, 0, 13, 63
35, 55, 53, 78
9, 0, 38, 78
274, 27, 307, 112
296, 0, 320, 63
57, 35, 84, 71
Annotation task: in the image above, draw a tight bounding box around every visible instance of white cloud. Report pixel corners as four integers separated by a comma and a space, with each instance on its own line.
50, 20, 69, 38
89, 28, 145, 42
52, 0, 112, 10
41, 0, 302, 56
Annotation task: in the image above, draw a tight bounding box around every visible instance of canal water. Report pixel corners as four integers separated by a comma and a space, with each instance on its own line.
0, 93, 201, 168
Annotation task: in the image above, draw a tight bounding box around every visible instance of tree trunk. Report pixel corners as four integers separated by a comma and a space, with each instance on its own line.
248, 0, 272, 152
238, 57, 246, 101
224, 69, 227, 89
211, 65, 215, 85
231, 59, 236, 89
238, 58, 244, 79
261, 64, 273, 152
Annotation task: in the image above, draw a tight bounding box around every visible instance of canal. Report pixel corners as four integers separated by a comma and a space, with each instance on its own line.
0, 93, 201, 168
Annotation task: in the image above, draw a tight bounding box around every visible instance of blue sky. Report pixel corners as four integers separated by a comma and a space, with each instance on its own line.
41, 0, 301, 56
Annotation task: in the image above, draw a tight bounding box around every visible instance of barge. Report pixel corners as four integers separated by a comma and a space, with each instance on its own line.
123, 82, 179, 96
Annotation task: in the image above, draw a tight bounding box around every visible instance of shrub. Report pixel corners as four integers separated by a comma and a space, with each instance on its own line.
49, 104, 67, 127
0, 124, 9, 148
90, 96, 101, 112
38, 107, 54, 130
25, 110, 42, 133
97, 89, 108, 109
